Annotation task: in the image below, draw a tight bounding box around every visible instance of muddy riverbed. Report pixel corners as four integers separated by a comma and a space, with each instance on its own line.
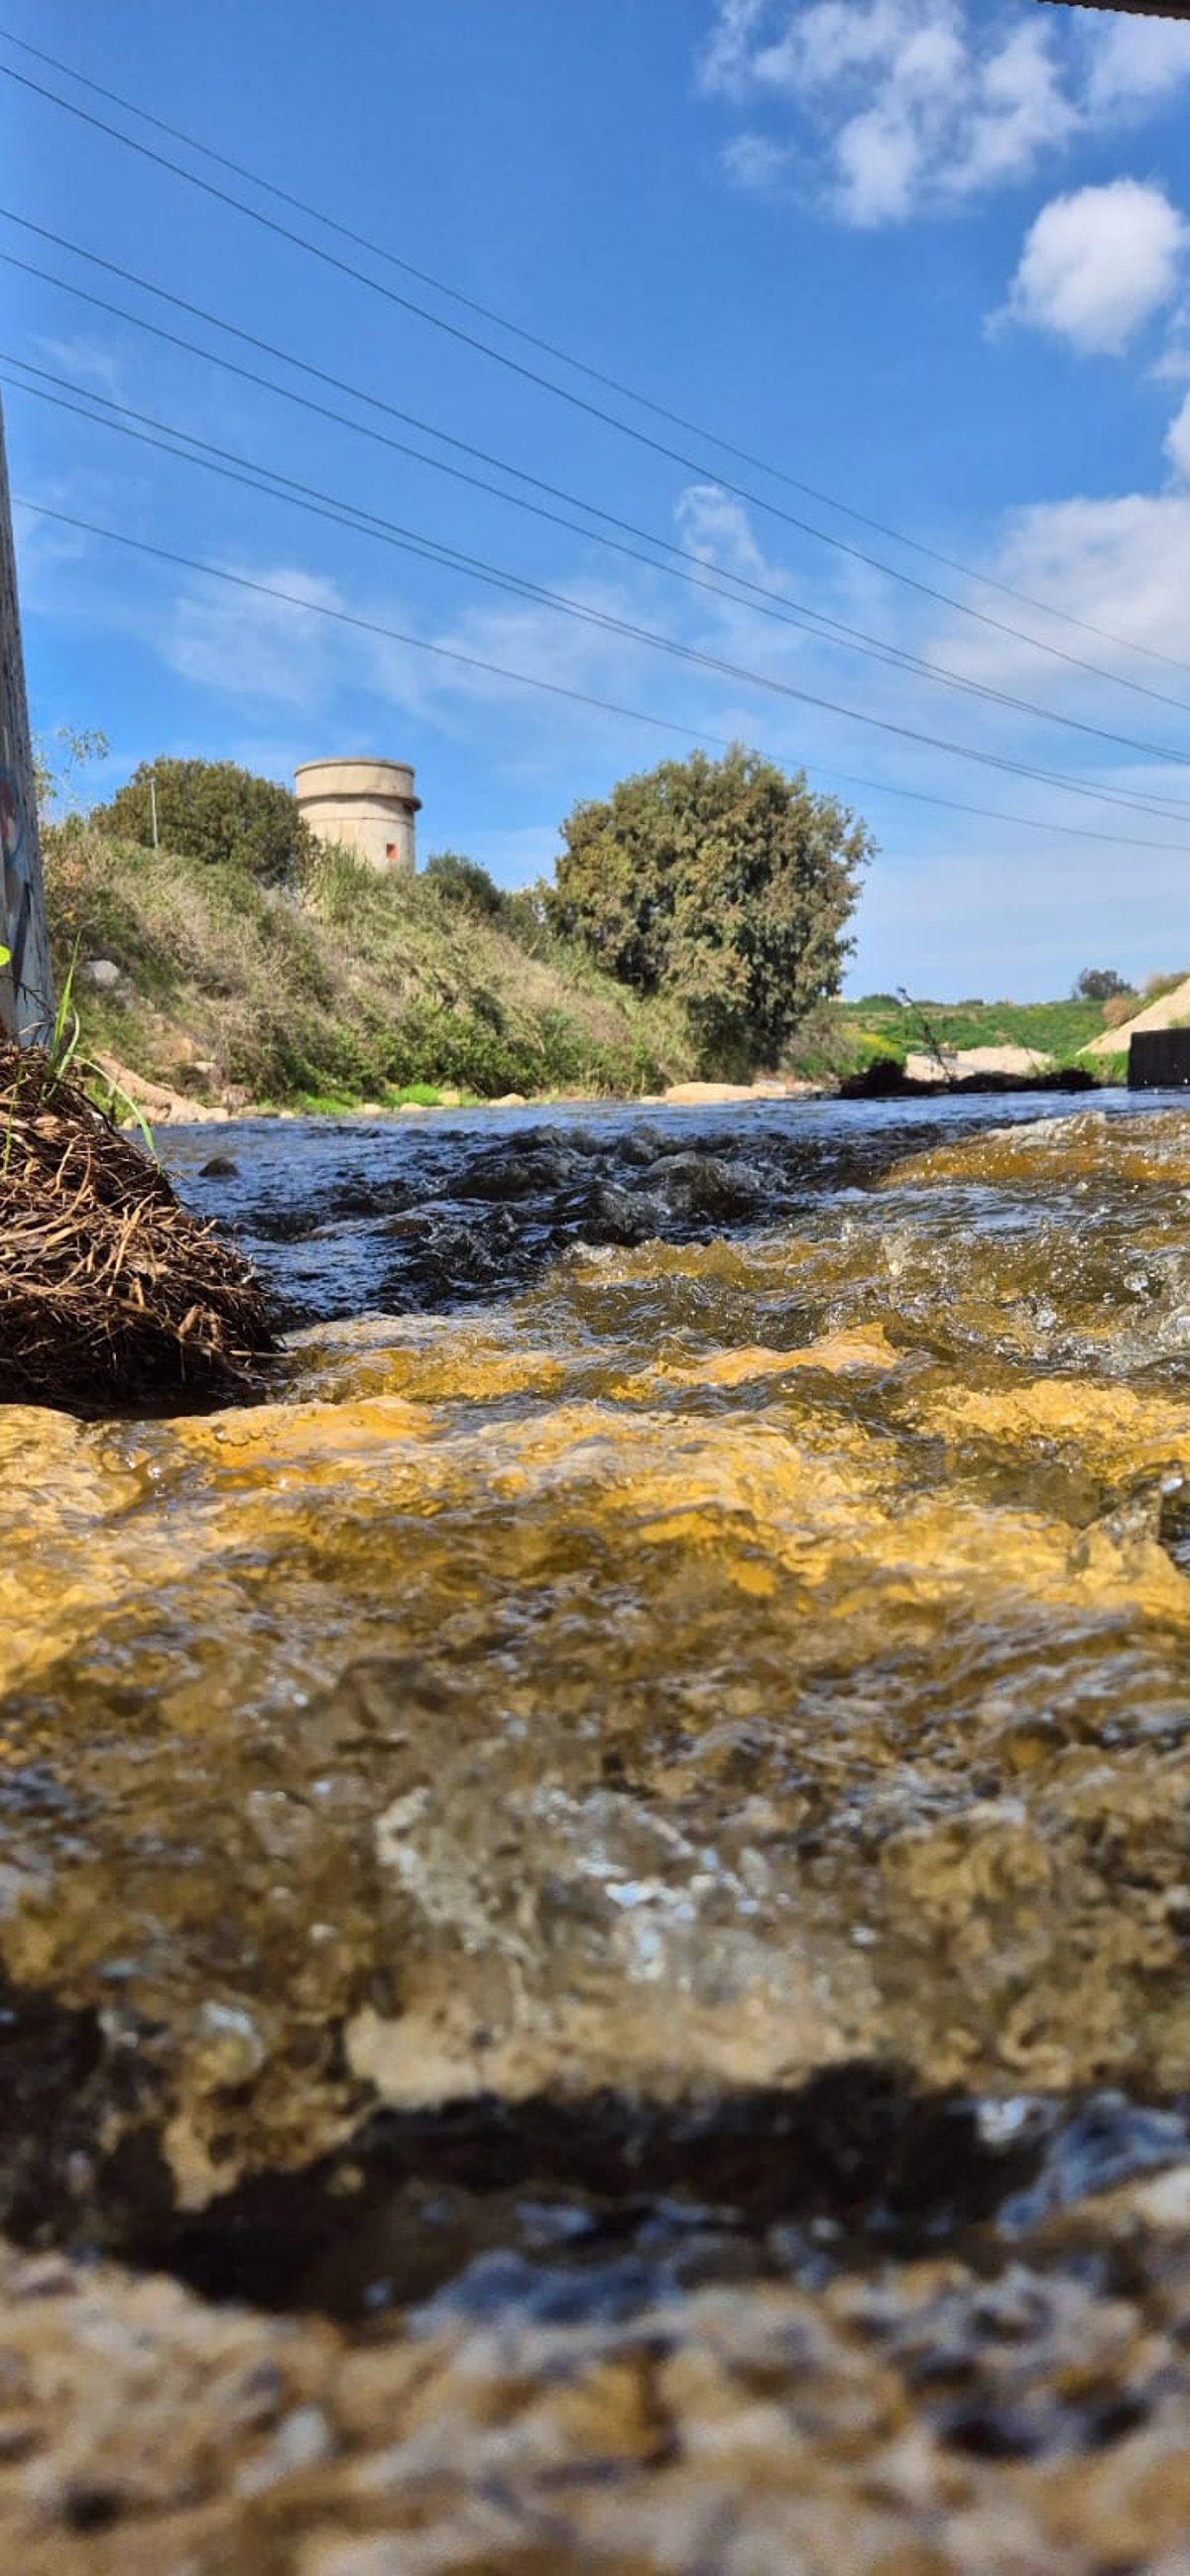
4, 1091, 1190, 2570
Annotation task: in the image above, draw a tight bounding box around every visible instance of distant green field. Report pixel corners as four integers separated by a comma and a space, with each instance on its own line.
839, 995, 1111, 1066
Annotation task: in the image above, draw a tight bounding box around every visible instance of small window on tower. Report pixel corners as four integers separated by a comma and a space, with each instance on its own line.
386, 843, 400, 864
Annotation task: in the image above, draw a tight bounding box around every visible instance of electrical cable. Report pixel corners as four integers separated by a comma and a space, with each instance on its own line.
8, 52, 1190, 706
11, 341, 1190, 800
8, 217, 1190, 748
11, 478, 1188, 840
4, 17, 1189, 680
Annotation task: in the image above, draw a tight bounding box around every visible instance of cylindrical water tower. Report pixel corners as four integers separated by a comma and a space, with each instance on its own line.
295, 758, 420, 873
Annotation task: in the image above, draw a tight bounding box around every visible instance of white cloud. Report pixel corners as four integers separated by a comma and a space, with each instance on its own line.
1004, 181, 1187, 356
835, 99, 923, 227
960, 24, 1077, 196
1167, 391, 1190, 482
674, 483, 773, 582
699, 0, 1190, 226
720, 130, 794, 193
1153, 333, 1190, 386
165, 565, 358, 710
929, 489, 1190, 707
35, 336, 129, 403
700, 0, 769, 99
1080, 17, 1190, 115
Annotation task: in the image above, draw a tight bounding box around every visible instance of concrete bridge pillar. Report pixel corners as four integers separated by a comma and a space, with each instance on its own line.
0, 398, 54, 1043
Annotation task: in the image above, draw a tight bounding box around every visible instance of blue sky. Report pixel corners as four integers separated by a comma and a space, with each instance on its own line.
6, 0, 1190, 998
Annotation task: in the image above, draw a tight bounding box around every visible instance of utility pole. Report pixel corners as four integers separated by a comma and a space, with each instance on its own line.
0, 395, 54, 1044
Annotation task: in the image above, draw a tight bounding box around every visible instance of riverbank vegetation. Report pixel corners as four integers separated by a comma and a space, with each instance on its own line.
840, 993, 1111, 1067
39, 744, 1140, 1106
45, 817, 692, 1110
44, 742, 874, 1107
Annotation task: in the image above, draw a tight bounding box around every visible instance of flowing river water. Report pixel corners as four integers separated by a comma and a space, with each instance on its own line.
5, 1092, 1190, 2571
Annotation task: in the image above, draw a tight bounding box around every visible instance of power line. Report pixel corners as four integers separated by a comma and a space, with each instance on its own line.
11, 481, 1188, 844
13, 357, 1190, 832
11, 338, 1190, 804
13, 490, 1186, 857
14, 216, 1190, 749
4, 17, 1188, 684
8, 53, 1190, 710
788, 765, 1184, 853
5, 231, 1061, 716
17, 494, 738, 745
17, 233, 1068, 724
8, 218, 1190, 755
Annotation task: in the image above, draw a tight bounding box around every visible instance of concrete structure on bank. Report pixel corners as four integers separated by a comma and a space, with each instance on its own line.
1130, 1030, 1190, 1089
295, 759, 420, 874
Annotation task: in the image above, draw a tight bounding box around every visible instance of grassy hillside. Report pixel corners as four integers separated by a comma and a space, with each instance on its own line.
45, 829, 694, 1108
840, 994, 1112, 1066
40, 827, 1135, 1108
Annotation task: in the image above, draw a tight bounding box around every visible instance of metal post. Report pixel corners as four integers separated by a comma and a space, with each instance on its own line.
0, 396, 54, 1044
150, 773, 159, 852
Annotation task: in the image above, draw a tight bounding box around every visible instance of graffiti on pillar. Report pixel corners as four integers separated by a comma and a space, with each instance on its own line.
0, 764, 23, 867
0, 396, 54, 1040
0, 764, 27, 979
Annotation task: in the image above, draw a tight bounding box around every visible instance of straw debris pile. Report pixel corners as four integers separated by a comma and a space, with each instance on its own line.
0, 1040, 276, 1412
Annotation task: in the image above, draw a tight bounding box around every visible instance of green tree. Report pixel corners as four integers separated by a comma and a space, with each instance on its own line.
422, 850, 509, 920
546, 745, 873, 1071
92, 758, 315, 887
1074, 968, 1132, 1003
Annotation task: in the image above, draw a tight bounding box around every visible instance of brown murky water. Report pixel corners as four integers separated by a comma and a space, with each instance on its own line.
3, 1097, 1190, 2569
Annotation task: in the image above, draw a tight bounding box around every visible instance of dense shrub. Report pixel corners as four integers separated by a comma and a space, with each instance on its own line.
421, 851, 509, 920
92, 759, 316, 888
548, 744, 872, 1075
43, 829, 687, 1107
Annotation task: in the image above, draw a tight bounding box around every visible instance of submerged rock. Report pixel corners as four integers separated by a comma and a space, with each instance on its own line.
2, 1098, 1190, 2558
3, 1109, 1190, 2174
167, 1101, 1032, 1325
5, 2163, 1190, 2571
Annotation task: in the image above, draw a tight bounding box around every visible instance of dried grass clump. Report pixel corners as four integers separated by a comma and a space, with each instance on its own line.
0, 1040, 276, 1413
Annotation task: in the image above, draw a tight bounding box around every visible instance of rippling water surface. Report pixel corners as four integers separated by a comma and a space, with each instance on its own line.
5, 1092, 1190, 2568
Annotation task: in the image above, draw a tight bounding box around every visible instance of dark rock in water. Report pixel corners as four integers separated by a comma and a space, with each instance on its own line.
586, 1179, 660, 1242
652, 1150, 762, 1220
839, 1062, 1097, 1102
167, 1102, 1063, 1328
380, 1204, 530, 1301
198, 1153, 239, 1179
839, 1057, 922, 1099
451, 1144, 584, 1203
